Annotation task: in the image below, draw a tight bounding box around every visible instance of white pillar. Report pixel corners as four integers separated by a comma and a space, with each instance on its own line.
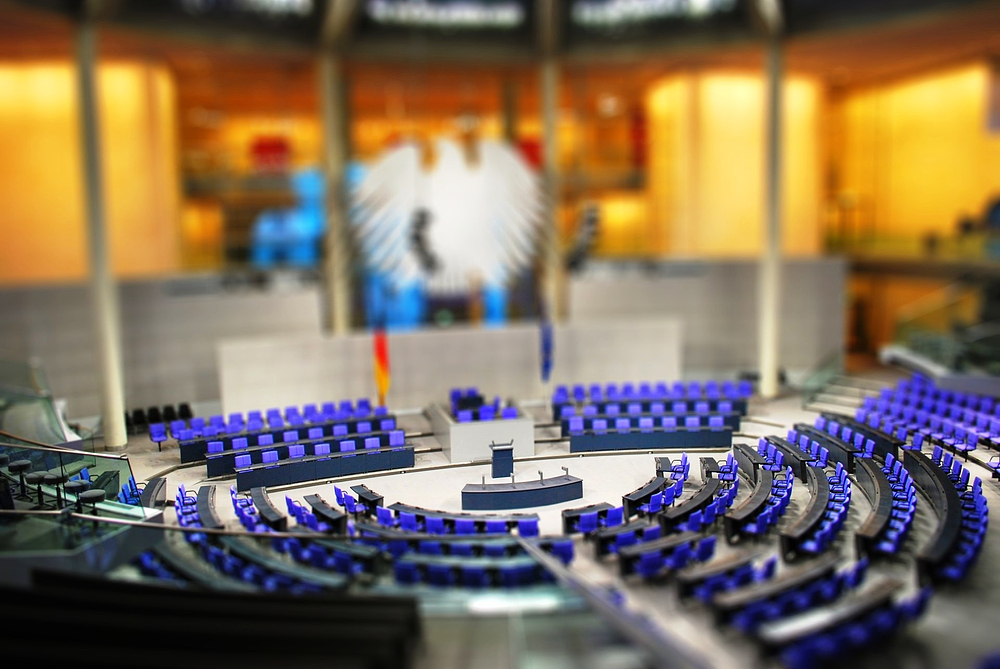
758, 37, 783, 398
319, 53, 351, 335
77, 21, 127, 449
540, 57, 563, 319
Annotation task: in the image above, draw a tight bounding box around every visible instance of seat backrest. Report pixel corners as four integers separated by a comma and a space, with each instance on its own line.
262, 450, 278, 464
389, 430, 405, 447
357, 421, 372, 433
340, 440, 356, 453
314, 443, 331, 456
288, 444, 305, 458
233, 437, 248, 450
365, 437, 380, 450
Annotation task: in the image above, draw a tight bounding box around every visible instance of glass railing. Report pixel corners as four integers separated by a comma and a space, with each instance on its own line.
0, 441, 147, 519
800, 349, 845, 408
0, 358, 72, 447
891, 284, 997, 373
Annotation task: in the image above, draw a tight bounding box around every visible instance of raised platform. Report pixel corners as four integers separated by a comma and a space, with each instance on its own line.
569, 427, 733, 453
461, 474, 583, 510
427, 402, 535, 464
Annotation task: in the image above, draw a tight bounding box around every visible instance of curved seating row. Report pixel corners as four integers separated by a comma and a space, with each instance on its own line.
762, 436, 816, 481
227, 487, 378, 580
353, 521, 575, 563
858, 397, 981, 456
235, 442, 415, 491
178, 407, 393, 463
894, 375, 991, 407
908, 448, 988, 582
592, 517, 662, 557
552, 379, 752, 413
725, 465, 793, 542
619, 532, 715, 578
207, 426, 405, 477
394, 555, 550, 589
562, 502, 616, 533
778, 465, 849, 561
568, 414, 734, 452
562, 410, 740, 437
660, 475, 738, 533
385, 502, 539, 536
791, 424, 865, 474
761, 578, 930, 669
818, 413, 903, 462
270, 533, 380, 577
853, 456, 915, 557
677, 551, 776, 603
710, 552, 851, 629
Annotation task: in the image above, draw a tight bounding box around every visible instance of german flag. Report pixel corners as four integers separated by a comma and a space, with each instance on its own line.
373, 326, 390, 407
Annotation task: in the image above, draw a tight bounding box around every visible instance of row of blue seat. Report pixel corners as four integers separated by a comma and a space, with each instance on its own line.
890, 376, 996, 413
775, 584, 932, 669
552, 379, 753, 405
152, 400, 386, 441
455, 405, 519, 422
558, 400, 739, 420
394, 559, 550, 589
623, 534, 717, 579
373, 506, 539, 537
927, 447, 989, 581
741, 463, 794, 538
567, 413, 731, 436
869, 393, 999, 437
858, 403, 979, 455
175, 487, 333, 593
210, 428, 406, 475
687, 556, 778, 604
730, 559, 869, 634
869, 452, 918, 555
235, 443, 415, 492
799, 467, 851, 556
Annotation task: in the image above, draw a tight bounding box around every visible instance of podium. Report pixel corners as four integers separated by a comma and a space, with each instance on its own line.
490, 441, 514, 479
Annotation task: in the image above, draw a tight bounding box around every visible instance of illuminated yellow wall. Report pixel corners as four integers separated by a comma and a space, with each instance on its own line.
0, 61, 180, 285
646, 72, 823, 257
832, 63, 1000, 238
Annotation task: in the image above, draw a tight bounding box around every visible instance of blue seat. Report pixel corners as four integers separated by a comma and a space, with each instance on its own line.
377, 506, 395, 527
395, 562, 420, 585
578, 511, 599, 534
485, 519, 507, 534
636, 552, 664, 578
696, 536, 716, 562
400, 511, 420, 532
451, 543, 474, 557
456, 518, 476, 535
426, 516, 446, 535
419, 540, 442, 555
462, 566, 490, 588
604, 506, 624, 527
518, 518, 539, 537
613, 531, 637, 553
551, 540, 574, 565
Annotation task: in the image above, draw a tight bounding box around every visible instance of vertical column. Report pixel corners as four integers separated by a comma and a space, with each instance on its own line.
758, 38, 784, 398
77, 20, 127, 449
319, 53, 351, 335
540, 58, 563, 319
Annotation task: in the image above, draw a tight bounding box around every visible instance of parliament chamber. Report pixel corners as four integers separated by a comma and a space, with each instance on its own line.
4, 1, 1000, 668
